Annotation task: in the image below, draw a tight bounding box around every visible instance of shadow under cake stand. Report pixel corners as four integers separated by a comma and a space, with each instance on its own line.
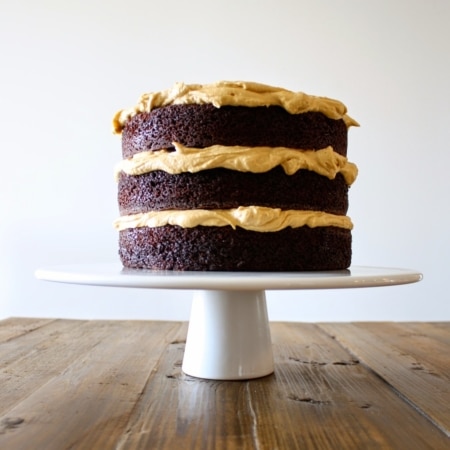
35, 264, 422, 380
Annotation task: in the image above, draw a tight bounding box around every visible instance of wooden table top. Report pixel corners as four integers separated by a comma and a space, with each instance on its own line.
0, 318, 448, 449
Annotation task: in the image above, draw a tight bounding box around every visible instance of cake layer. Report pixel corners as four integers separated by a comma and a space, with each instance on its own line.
117, 168, 349, 216
121, 105, 349, 158
118, 225, 352, 271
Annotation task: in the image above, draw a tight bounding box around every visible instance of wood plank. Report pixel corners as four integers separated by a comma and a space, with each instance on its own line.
0, 317, 56, 344
318, 322, 450, 438
401, 322, 450, 347
271, 323, 449, 449
0, 319, 136, 414
0, 319, 184, 449
117, 322, 450, 450
356, 322, 450, 378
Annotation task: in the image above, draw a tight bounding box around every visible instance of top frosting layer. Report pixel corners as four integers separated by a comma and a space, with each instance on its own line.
112, 81, 359, 134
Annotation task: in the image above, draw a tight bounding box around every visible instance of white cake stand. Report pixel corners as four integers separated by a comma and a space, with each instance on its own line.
35, 264, 422, 380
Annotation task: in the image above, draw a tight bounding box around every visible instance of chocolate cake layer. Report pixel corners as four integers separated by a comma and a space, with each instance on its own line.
121, 105, 348, 159
118, 168, 349, 216
119, 225, 352, 271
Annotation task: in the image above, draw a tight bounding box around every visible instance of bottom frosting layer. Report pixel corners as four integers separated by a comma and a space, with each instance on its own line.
119, 225, 351, 271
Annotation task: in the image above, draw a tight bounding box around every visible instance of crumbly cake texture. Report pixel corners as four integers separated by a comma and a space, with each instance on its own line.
121, 105, 349, 158
113, 81, 358, 271
118, 226, 352, 271
117, 169, 349, 216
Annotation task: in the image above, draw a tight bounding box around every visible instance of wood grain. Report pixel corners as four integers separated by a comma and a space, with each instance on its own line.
0, 317, 55, 344
0, 320, 183, 449
318, 322, 450, 438
0, 319, 449, 450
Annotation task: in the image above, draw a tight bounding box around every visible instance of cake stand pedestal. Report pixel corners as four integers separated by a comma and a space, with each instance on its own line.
184, 289, 272, 379
35, 264, 422, 380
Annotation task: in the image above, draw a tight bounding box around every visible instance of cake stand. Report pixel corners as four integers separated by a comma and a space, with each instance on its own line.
35, 264, 422, 380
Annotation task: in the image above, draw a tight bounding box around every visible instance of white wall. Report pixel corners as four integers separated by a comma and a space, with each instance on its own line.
1, 0, 449, 321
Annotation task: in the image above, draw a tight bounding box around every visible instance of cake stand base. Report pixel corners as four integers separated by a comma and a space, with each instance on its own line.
35, 264, 423, 381
183, 289, 273, 380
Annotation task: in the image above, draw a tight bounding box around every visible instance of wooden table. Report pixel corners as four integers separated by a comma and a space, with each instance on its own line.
0, 318, 448, 449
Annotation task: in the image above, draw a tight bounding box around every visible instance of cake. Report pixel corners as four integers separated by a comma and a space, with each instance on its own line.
112, 81, 358, 271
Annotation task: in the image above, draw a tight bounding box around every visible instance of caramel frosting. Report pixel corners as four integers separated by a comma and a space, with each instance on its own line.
113, 206, 353, 232
112, 81, 359, 134
114, 142, 358, 185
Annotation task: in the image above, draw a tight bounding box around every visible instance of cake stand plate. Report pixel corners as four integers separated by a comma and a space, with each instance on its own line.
35, 264, 422, 380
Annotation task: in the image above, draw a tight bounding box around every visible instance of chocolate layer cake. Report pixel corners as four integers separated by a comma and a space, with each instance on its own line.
113, 81, 358, 271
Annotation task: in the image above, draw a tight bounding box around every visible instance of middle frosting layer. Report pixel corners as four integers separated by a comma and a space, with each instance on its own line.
113, 206, 353, 232
115, 142, 358, 185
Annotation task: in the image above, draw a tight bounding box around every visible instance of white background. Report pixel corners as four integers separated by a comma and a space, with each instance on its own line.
1, 0, 448, 321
